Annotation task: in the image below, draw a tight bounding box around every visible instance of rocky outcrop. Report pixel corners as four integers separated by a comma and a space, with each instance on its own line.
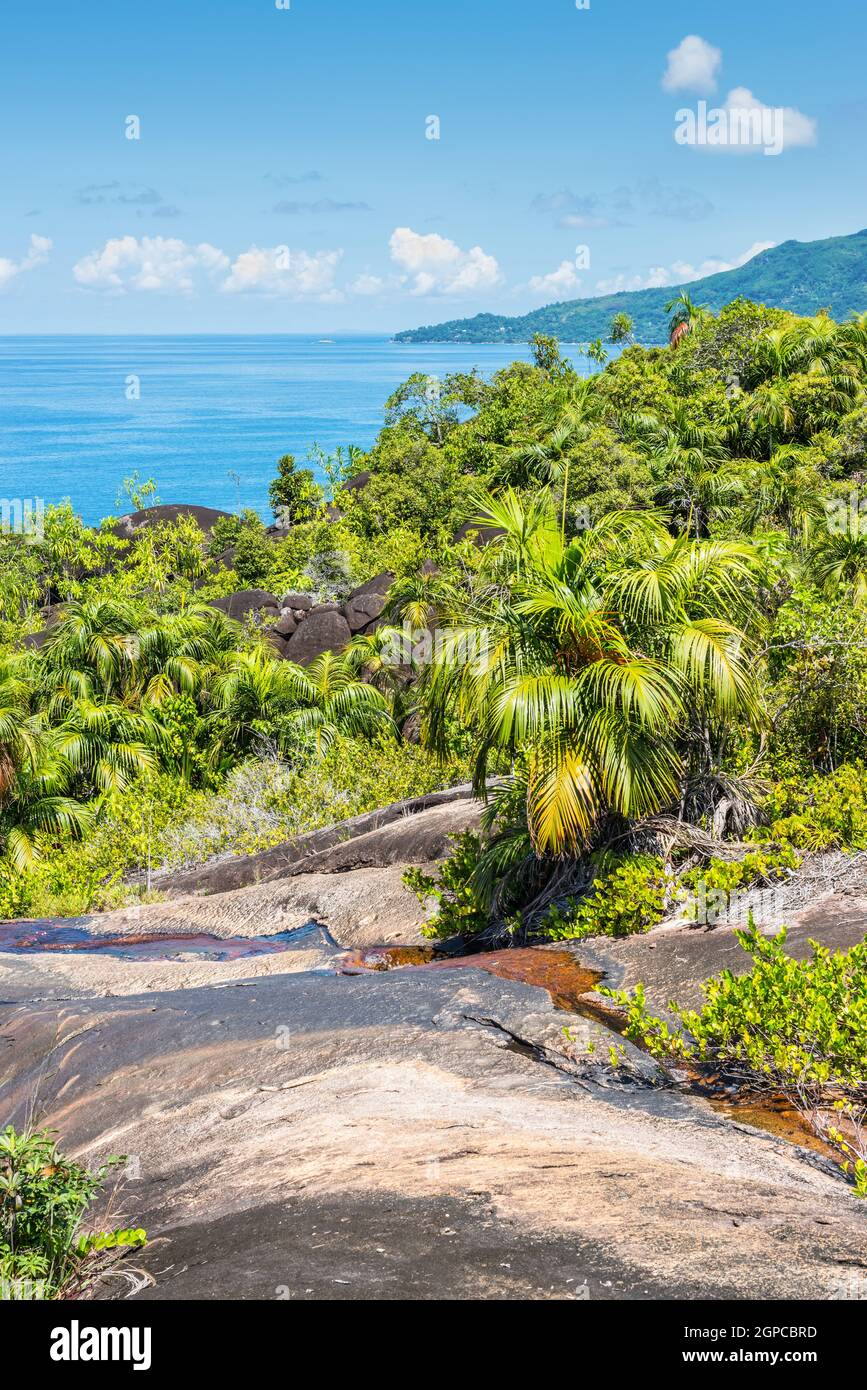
343, 587, 388, 633
112, 504, 234, 540
203, 572, 394, 664
284, 608, 352, 663
151, 784, 481, 897
4, 898, 867, 1300
209, 589, 280, 622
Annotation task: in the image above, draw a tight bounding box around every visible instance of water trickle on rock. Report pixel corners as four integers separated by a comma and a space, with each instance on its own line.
0, 920, 322, 962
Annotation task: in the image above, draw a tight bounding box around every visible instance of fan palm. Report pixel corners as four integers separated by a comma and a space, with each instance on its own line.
666, 292, 710, 347
492, 389, 602, 540
0, 739, 92, 871
206, 649, 299, 757
639, 404, 739, 536
740, 445, 826, 542
0, 655, 40, 801
809, 509, 867, 603
281, 650, 394, 754
50, 699, 163, 796
422, 489, 760, 854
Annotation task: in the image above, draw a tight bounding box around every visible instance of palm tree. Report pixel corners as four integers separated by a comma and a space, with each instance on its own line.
738, 379, 797, 457
0, 655, 40, 802
748, 316, 864, 398
665, 292, 710, 347
50, 699, 163, 796
740, 445, 826, 542
637, 403, 740, 536
41, 599, 238, 708
609, 312, 635, 346
38, 600, 241, 785
40, 599, 141, 699
422, 489, 760, 854
0, 738, 92, 871
206, 649, 299, 758
281, 650, 394, 754
809, 509, 867, 604
492, 386, 602, 541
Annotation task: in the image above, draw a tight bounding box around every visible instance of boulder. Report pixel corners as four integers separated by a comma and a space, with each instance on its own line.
112, 505, 234, 541
453, 521, 506, 547
342, 588, 388, 633
339, 470, 371, 495
280, 592, 314, 611
209, 590, 279, 622
22, 604, 61, 650
284, 608, 351, 664
152, 785, 481, 897
352, 571, 393, 598
7, 880, 867, 1303
265, 631, 290, 659
273, 610, 298, 637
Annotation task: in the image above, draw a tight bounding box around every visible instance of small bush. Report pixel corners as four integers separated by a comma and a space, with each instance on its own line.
404, 831, 490, 939
0, 1126, 146, 1300
603, 921, 867, 1195
757, 763, 867, 851
539, 854, 670, 941
681, 843, 802, 897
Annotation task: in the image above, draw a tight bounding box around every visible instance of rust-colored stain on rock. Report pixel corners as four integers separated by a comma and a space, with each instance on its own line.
338, 943, 601, 1011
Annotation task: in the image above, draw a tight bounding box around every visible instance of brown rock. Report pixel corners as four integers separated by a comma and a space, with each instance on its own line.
273, 611, 298, 637
343, 589, 388, 633
284, 608, 351, 663
209, 590, 279, 622
352, 571, 393, 598
112, 504, 234, 540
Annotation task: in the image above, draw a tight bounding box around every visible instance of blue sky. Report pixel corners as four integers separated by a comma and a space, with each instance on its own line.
0, 0, 863, 332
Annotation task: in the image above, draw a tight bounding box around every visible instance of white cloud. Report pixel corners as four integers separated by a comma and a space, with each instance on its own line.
0, 234, 52, 290
662, 35, 722, 94
221, 246, 343, 299
524, 260, 583, 300
388, 227, 502, 296
73, 236, 343, 299
348, 273, 387, 296
595, 240, 776, 295
73, 236, 228, 294
717, 87, 817, 153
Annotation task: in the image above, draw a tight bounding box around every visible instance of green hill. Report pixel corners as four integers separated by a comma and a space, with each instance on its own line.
394, 228, 867, 345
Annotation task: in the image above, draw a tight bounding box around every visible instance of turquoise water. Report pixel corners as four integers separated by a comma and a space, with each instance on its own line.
0, 335, 539, 526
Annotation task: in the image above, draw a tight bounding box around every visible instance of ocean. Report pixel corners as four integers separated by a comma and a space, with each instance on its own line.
0, 335, 541, 527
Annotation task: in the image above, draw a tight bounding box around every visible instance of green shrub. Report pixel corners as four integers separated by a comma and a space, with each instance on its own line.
3, 772, 197, 920
404, 831, 490, 939
757, 763, 867, 851
603, 921, 867, 1195
155, 735, 471, 874
539, 854, 670, 941
681, 844, 802, 897
0, 1126, 146, 1300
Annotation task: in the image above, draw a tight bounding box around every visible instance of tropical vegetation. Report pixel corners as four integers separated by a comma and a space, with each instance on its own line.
0, 295, 866, 941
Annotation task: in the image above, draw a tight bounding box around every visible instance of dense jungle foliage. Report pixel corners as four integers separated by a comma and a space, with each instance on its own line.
1, 295, 866, 933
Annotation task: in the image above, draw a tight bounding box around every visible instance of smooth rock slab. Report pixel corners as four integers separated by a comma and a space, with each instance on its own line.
3, 957, 866, 1302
